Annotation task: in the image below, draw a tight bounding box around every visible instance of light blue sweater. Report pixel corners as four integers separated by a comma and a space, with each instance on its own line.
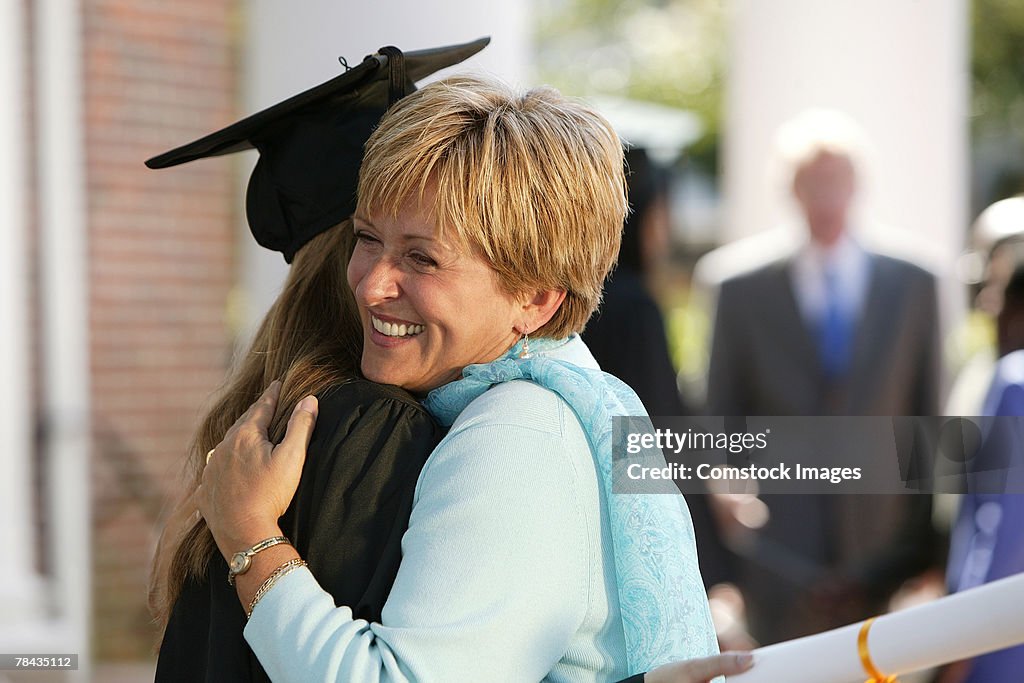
244, 337, 630, 682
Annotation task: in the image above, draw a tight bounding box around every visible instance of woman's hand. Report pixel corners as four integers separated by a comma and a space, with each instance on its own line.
195, 380, 320, 561
644, 652, 754, 683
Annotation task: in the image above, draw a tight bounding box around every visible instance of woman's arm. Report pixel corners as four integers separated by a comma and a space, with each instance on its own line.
221, 384, 441, 633
202, 383, 594, 682
246, 422, 590, 681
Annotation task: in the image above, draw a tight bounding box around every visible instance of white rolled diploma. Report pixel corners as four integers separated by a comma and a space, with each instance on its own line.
729, 572, 1024, 682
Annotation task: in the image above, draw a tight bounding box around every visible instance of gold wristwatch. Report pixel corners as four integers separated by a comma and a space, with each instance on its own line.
228, 536, 291, 586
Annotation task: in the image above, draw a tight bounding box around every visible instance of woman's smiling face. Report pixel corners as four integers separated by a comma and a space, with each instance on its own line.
348, 191, 524, 395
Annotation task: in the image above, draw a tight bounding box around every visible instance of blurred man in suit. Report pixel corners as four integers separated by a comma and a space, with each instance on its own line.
703, 110, 943, 645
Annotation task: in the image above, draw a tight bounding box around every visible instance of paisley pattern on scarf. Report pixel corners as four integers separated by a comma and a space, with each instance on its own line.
423, 335, 719, 674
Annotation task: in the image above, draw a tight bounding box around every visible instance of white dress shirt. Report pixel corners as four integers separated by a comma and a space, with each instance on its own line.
789, 231, 872, 330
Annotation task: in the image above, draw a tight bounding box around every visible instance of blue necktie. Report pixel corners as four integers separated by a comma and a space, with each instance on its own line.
818, 265, 851, 379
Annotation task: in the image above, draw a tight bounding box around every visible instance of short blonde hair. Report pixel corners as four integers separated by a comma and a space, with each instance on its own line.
356, 75, 628, 339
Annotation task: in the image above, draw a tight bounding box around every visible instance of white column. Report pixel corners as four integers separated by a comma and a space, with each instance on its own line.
0, 0, 43, 631
237, 2, 532, 334
35, 0, 92, 678
723, 0, 969, 263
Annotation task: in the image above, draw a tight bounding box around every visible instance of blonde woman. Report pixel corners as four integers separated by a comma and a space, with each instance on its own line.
196, 75, 736, 682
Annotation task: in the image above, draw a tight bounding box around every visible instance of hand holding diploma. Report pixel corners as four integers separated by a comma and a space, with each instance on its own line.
645, 652, 754, 682
729, 573, 1024, 682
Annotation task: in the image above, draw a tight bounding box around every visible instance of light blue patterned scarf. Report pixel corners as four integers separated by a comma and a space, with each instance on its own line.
423, 335, 718, 675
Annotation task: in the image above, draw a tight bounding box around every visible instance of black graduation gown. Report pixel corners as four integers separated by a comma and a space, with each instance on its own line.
155, 379, 443, 682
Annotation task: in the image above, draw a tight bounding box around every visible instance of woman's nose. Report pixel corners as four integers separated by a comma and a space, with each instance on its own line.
357, 255, 401, 304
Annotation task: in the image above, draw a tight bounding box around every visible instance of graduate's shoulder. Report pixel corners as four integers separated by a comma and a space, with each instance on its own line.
313, 378, 440, 442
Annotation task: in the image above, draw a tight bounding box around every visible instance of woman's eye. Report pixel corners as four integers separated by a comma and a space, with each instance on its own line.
354, 231, 378, 244
409, 252, 437, 268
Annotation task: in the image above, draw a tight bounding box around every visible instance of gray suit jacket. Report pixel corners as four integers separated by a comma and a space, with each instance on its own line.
704, 249, 942, 643
708, 251, 939, 417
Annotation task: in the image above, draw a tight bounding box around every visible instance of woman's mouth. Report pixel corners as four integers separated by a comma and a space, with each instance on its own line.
370, 315, 425, 339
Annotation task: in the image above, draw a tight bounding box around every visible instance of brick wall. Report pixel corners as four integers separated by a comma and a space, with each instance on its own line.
82, 0, 238, 661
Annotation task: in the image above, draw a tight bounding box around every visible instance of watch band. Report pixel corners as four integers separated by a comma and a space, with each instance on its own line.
227, 535, 291, 586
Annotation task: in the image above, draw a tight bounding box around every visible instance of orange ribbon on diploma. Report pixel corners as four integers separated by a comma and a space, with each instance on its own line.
857, 617, 897, 683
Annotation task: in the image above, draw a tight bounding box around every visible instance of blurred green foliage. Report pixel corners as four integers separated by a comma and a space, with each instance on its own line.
971, 0, 1024, 137
536, 0, 1024, 186
972, 0, 1024, 202
534, 0, 726, 174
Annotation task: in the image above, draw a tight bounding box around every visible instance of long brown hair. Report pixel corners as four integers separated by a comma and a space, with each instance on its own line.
147, 221, 362, 644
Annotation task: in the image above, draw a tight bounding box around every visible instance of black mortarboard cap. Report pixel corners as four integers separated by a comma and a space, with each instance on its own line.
145, 37, 489, 263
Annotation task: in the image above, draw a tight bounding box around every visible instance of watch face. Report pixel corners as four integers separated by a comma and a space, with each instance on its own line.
230, 553, 249, 574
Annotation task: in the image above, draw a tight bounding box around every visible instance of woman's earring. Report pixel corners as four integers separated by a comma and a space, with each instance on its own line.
519, 331, 532, 359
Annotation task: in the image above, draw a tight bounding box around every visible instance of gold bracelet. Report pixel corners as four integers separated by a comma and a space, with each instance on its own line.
246, 558, 308, 619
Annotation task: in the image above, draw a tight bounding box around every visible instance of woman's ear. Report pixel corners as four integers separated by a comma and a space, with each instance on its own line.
519, 288, 567, 333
